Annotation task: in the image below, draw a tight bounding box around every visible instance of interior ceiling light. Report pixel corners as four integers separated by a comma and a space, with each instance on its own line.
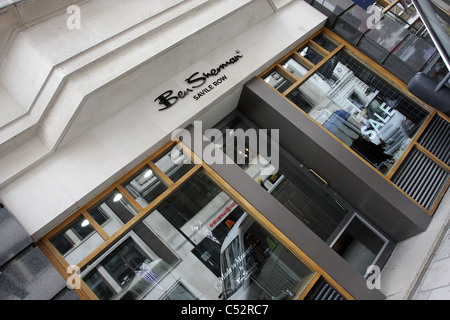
113, 193, 123, 202
144, 169, 153, 178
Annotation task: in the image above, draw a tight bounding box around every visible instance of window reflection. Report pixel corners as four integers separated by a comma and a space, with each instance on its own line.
313, 34, 338, 52
282, 57, 310, 79
154, 146, 195, 182
87, 191, 138, 234
79, 167, 314, 300
298, 45, 324, 65
220, 213, 313, 300
50, 216, 104, 266
287, 50, 428, 173
122, 166, 167, 208
263, 69, 293, 93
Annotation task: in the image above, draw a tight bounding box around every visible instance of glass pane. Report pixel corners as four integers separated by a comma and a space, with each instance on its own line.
122, 165, 167, 208
385, 0, 420, 28
332, 217, 387, 276
87, 191, 139, 235
82, 224, 179, 300
162, 283, 196, 300
102, 240, 149, 286
84, 270, 115, 300
263, 69, 294, 93
221, 213, 313, 300
281, 56, 310, 79
154, 146, 195, 182
313, 34, 338, 52
286, 84, 316, 113
158, 170, 223, 226
50, 216, 104, 266
298, 45, 324, 65
290, 50, 429, 174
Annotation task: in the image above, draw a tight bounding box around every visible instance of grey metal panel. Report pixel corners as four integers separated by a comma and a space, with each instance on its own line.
237, 77, 431, 242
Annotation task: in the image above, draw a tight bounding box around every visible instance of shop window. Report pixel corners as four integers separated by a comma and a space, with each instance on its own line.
287, 50, 428, 173
82, 235, 174, 300
84, 270, 115, 300
122, 165, 168, 209
281, 56, 310, 79
153, 144, 195, 182
298, 44, 325, 65
77, 168, 317, 300
41, 142, 351, 300
101, 239, 150, 286
157, 170, 223, 229
260, 31, 432, 175
87, 190, 139, 234
156, 169, 240, 277
262, 68, 294, 93
221, 213, 314, 300
50, 215, 105, 266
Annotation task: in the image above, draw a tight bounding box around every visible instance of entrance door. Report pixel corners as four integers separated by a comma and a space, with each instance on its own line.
213, 111, 394, 276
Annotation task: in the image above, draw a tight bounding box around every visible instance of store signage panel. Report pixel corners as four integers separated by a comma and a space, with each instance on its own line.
155, 51, 243, 111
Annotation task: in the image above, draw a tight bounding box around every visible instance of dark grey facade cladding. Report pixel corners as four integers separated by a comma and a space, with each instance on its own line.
0, 206, 79, 300
310, 0, 437, 84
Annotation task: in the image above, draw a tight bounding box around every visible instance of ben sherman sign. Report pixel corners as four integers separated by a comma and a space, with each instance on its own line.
155, 51, 243, 111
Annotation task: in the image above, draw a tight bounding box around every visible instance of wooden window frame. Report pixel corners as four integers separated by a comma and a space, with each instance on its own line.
257, 27, 449, 217
38, 140, 354, 300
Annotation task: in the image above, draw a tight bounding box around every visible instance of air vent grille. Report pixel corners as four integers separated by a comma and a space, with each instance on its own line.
304, 279, 346, 300
418, 115, 450, 166
392, 148, 449, 210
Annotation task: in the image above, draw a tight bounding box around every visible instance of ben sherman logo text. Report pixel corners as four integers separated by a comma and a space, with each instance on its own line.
155, 51, 243, 111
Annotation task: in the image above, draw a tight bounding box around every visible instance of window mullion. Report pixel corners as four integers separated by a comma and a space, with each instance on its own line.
75, 164, 202, 271
282, 44, 345, 97
81, 211, 110, 241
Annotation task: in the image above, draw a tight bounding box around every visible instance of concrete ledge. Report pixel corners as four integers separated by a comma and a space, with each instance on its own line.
0, 0, 265, 186
380, 189, 450, 299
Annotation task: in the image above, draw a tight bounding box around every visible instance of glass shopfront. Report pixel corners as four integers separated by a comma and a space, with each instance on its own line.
43, 142, 345, 300
262, 32, 430, 175
48, 113, 393, 300
213, 112, 392, 277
